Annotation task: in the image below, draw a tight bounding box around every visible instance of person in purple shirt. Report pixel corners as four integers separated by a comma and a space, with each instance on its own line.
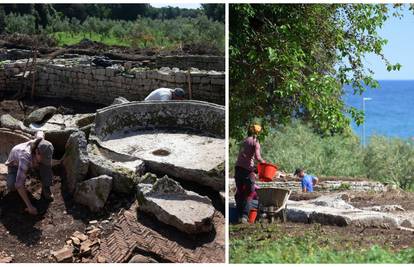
5, 131, 54, 215
294, 168, 319, 193
234, 124, 266, 223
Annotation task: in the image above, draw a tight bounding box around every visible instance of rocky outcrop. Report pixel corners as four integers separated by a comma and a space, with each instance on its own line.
0, 114, 33, 133
74, 175, 113, 212
137, 176, 215, 234
128, 255, 158, 263
87, 143, 145, 194
24, 106, 57, 126
286, 193, 400, 228
62, 131, 89, 194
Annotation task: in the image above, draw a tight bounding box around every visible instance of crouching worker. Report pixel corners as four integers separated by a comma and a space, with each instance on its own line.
234, 124, 265, 223
5, 131, 54, 215
294, 168, 319, 193
144, 87, 186, 101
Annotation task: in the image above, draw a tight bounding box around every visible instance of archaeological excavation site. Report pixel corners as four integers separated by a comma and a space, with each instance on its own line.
0, 41, 225, 263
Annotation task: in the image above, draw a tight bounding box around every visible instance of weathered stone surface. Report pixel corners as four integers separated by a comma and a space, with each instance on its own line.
74, 175, 113, 212
62, 131, 89, 194
137, 176, 215, 234
111, 96, 130, 105
128, 254, 158, 263
286, 194, 400, 228
361, 205, 405, 212
0, 114, 32, 133
24, 106, 57, 126
91, 101, 225, 191
87, 143, 145, 194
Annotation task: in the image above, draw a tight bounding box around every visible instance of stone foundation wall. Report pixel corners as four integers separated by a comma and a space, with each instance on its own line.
94, 100, 225, 140
229, 178, 387, 195
0, 58, 225, 105
155, 55, 224, 72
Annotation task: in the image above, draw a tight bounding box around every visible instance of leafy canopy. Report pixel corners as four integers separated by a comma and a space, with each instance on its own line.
230, 4, 402, 140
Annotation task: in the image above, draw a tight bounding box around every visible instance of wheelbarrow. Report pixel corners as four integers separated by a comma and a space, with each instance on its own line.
256, 187, 291, 223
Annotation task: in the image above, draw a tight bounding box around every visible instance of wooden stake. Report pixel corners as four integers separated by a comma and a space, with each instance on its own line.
187, 69, 192, 100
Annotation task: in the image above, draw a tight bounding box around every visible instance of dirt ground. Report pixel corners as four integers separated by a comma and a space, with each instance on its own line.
231, 189, 414, 254
0, 175, 95, 263
0, 168, 224, 263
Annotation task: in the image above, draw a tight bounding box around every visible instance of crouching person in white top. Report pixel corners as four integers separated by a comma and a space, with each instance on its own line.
144, 88, 186, 101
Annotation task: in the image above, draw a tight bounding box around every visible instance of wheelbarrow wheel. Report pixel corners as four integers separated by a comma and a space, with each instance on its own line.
278, 207, 287, 223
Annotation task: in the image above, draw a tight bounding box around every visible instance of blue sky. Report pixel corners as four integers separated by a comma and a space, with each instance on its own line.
150, 3, 201, 9
365, 5, 414, 80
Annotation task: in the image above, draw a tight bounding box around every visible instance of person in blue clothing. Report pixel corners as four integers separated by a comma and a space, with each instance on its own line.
294, 168, 319, 192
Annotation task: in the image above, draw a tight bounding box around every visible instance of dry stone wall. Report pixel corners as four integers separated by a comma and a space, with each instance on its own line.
0, 58, 224, 105
229, 178, 387, 195
155, 55, 224, 72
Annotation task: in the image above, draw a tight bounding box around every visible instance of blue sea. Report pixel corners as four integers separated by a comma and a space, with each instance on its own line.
344, 80, 414, 141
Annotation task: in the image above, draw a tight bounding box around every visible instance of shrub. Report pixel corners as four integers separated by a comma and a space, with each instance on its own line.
5, 13, 36, 34
365, 136, 414, 191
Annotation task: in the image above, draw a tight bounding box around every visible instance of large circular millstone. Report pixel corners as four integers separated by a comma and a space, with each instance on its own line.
91, 101, 225, 191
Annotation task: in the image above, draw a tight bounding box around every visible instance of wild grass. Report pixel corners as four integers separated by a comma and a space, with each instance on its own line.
4, 13, 225, 53
229, 224, 414, 263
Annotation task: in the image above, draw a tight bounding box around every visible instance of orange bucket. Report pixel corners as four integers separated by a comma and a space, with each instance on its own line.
248, 208, 258, 224
257, 162, 278, 182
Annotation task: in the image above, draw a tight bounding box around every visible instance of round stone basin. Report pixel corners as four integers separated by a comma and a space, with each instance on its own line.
101, 130, 224, 172
0, 128, 32, 162
91, 101, 225, 191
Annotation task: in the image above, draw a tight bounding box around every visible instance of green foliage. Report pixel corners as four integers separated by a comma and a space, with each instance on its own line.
230, 122, 365, 177
365, 136, 414, 191
201, 4, 225, 22
229, 4, 402, 140
0, 6, 6, 34
230, 224, 414, 263
4, 12, 36, 34
3, 12, 224, 53
1, 4, 221, 22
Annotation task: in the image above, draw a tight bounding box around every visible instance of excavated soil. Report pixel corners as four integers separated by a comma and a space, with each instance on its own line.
0, 169, 224, 263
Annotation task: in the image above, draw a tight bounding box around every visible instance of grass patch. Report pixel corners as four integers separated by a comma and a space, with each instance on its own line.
230, 224, 414, 263
51, 32, 130, 47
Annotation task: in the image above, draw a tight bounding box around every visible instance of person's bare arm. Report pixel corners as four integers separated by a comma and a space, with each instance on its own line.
16, 187, 37, 215
255, 142, 265, 163
302, 187, 307, 193
15, 157, 37, 215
